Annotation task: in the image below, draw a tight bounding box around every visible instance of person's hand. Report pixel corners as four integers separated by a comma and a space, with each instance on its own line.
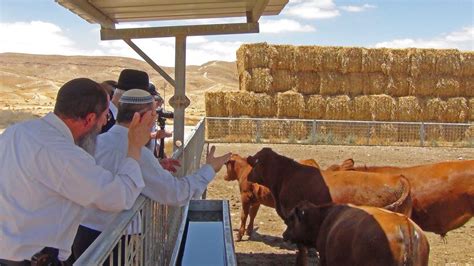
127, 111, 156, 160
151, 130, 172, 140
205, 146, 232, 173
160, 158, 181, 173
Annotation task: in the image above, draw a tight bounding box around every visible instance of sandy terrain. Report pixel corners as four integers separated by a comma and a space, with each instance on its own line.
207, 143, 474, 265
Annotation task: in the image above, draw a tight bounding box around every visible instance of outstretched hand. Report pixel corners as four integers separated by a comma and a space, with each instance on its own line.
128, 110, 156, 148
160, 158, 181, 173
206, 146, 232, 173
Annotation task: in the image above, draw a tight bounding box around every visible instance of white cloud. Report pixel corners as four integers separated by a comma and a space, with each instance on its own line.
261, 19, 315, 33
340, 4, 376, 12
374, 26, 474, 51
284, 0, 340, 19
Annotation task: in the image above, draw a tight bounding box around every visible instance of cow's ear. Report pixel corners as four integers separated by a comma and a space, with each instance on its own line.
341, 158, 355, 170
227, 159, 235, 168
247, 156, 256, 166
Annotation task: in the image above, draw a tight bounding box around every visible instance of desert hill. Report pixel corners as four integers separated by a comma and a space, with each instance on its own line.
0, 53, 238, 129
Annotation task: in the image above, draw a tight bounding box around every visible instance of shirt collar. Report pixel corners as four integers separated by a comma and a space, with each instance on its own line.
42, 112, 74, 143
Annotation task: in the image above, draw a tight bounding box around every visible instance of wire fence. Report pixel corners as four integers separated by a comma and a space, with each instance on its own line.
206, 117, 474, 148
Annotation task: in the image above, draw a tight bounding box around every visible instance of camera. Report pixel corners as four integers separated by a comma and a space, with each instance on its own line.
156, 107, 174, 119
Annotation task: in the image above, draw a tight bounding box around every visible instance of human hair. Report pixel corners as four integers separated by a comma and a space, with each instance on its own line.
116, 102, 154, 123
54, 78, 108, 120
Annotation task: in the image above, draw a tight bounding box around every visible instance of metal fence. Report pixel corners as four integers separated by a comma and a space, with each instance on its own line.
206, 117, 474, 148
75, 118, 206, 265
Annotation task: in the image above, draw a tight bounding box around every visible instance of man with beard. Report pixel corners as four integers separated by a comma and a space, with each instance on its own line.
0, 78, 154, 265
71, 89, 232, 262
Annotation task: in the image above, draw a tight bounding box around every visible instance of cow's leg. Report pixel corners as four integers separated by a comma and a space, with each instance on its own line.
247, 203, 261, 237
296, 244, 308, 266
238, 198, 251, 241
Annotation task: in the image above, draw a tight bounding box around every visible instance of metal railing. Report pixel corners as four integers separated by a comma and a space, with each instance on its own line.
205, 117, 474, 148
75, 118, 206, 265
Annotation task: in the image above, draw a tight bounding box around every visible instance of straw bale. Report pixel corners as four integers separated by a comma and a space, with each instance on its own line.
371, 95, 396, 121
271, 69, 294, 93
272, 45, 297, 71
205, 91, 228, 117
396, 96, 423, 122
460, 51, 474, 76
386, 74, 410, 97
464, 125, 474, 143
353, 96, 372, 121
445, 97, 468, 123
295, 71, 320, 95
425, 124, 445, 142
462, 76, 474, 97
236, 43, 277, 74
321, 46, 341, 72
250, 68, 272, 93
304, 95, 327, 119
409, 48, 437, 77
295, 46, 324, 72
239, 71, 251, 91
229, 119, 255, 141
254, 93, 277, 117
225, 91, 256, 117
260, 120, 284, 140
377, 124, 398, 143
339, 47, 363, 73
361, 48, 388, 73
325, 95, 353, 120
364, 73, 387, 95
423, 98, 447, 122
276, 91, 305, 118
409, 75, 437, 97
320, 72, 344, 95
435, 77, 461, 97
384, 49, 411, 75
341, 73, 365, 96
436, 49, 461, 76
469, 98, 474, 121
206, 119, 229, 140
290, 121, 310, 141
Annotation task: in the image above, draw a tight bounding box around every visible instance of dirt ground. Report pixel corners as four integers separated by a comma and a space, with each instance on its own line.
205, 143, 474, 265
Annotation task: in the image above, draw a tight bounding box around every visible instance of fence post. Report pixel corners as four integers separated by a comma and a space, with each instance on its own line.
255, 120, 261, 143
366, 122, 371, 145
311, 120, 317, 144
420, 122, 425, 147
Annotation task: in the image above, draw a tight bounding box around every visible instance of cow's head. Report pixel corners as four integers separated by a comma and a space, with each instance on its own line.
223, 159, 236, 181
246, 147, 274, 186
283, 201, 321, 246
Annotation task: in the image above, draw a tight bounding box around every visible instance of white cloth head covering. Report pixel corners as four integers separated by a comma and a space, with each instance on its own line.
119, 89, 153, 104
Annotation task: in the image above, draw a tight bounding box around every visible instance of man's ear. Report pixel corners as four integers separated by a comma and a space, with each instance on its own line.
83, 112, 97, 127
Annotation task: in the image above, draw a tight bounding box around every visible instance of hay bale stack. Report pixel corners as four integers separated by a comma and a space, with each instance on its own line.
435, 77, 461, 97
254, 93, 276, 117
425, 124, 445, 142
423, 98, 447, 122
385, 49, 411, 75
321, 46, 341, 72
206, 119, 229, 140
236, 42, 276, 74
396, 96, 423, 121
295, 46, 324, 72
409, 74, 437, 97
364, 73, 387, 95
295, 71, 320, 95
341, 73, 365, 96
371, 95, 396, 121
462, 76, 474, 97
272, 45, 296, 71
320, 72, 344, 95
461, 51, 474, 77
339, 47, 363, 73
304, 95, 326, 119
377, 124, 398, 143
445, 97, 468, 123
469, 98, 474, 121
410, 48, 437, 77
436, 50, 461, 76
248, 68, 272, 93
225, 91, 256, 117
271, 69, 294, 93
361, 48, 387, 73
205, 91, 228, 117
239, 71, 251, 91
289, 121, 310, 141
386, 74, 410, 97
326, 95, 353, 120
260, 120, 283, 140
353, 96, 372, 121
276, 91, 305, 118
228, 119, 255, 141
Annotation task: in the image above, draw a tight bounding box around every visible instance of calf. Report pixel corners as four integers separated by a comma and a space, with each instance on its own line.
330, 159, 474, 236
283, 201, 430, 266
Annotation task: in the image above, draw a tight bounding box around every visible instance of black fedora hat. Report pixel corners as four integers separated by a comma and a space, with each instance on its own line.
116, 69, 149, 91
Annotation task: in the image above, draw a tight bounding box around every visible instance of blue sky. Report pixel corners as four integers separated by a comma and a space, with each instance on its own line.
0, 0, 472, 66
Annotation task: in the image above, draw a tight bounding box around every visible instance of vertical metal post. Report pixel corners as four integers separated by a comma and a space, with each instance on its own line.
420, 122, 425, 147
366, 122, 371, 145
256, 119, 261, 143
311, 120, 317, 144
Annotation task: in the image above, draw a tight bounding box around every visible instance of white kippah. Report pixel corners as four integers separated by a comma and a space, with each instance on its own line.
119, 89, 153, 104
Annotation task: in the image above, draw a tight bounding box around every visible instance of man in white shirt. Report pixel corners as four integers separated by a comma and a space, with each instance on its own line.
0, 78, 155, 265
72, 89, 232, 261
100, 80, 118, 133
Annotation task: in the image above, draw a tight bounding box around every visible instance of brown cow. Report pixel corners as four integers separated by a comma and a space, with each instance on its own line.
329, 158, 474, 236
247, 148, 412, 266
283, 201, 430, 266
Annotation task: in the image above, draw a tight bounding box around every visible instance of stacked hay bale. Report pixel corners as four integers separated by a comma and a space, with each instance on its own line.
205, 44, 473, 142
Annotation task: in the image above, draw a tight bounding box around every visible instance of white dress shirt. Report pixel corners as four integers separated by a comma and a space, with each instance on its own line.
109, 102, 118, 118
0, 113, 145, 261
81, 125, 215, 232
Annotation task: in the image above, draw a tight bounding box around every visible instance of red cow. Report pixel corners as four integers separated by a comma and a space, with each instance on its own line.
283, 201, 430, 266
329, 159, 474, 236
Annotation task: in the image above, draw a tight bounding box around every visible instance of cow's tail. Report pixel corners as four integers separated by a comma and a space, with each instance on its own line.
384, 175, 412, 216
402, 217, 429, 266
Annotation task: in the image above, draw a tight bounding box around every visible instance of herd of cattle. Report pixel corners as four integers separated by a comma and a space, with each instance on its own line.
224, 148, 473, 266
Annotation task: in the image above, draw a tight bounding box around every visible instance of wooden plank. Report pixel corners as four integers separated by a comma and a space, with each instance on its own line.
248, 0, 270, 22
56, 0, 115, 28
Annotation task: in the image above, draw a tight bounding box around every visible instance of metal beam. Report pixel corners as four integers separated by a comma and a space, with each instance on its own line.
123, 39, 176, 88
101, 22, 259, 40
55, 0, 115, 29
248, 0, 270, 22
